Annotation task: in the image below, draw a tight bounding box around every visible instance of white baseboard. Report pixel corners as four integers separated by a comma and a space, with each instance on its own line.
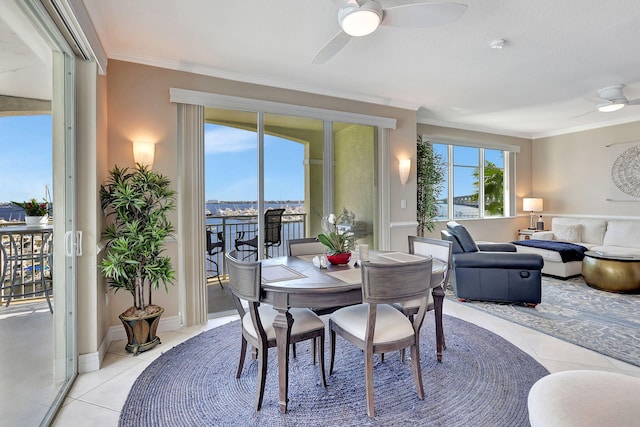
78, 314, 181, 373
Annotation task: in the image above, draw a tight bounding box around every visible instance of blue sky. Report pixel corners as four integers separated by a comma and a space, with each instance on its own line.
0, 118, 304, 204
0, 118, 496, 204
204, 124, 304, 201
0, 115, 52, 203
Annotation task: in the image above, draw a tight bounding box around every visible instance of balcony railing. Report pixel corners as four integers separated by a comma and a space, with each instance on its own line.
0, 213, 308, 303
0, 225, 53, 312
205, 213, 307, 281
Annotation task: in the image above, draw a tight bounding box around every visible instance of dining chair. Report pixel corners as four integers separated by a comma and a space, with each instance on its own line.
287, 237, 326, 257
225, 250, 327, 411
205, 229, 225, 287
329, 257, 433, 417
235, 208, 285, 260
395, 236, 453, 361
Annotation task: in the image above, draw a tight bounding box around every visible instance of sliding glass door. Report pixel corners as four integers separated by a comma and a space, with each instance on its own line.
0, 2, 79, 425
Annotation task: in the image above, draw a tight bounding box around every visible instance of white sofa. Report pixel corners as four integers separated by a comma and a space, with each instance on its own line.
513, 217, 640, 278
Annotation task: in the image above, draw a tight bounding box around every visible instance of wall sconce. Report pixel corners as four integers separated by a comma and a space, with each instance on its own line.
399, 159, 411, 185
523, 197, 543, 230
132, 140, 156, 167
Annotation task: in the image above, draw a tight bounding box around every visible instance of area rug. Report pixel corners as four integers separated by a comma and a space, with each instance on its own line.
450, 276, 640, 367
119, 314, 547, 427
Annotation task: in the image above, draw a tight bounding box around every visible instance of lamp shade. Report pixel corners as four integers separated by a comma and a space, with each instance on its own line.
523, 197, 543, 212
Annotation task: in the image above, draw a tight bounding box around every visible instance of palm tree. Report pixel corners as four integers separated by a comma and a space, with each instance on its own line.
471, 161, 504, 216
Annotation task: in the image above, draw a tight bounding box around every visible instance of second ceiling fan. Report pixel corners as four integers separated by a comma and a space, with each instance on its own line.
312, 0, 467, 64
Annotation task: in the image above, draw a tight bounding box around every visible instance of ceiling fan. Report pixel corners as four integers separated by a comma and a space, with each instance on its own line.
592, 84, 640, 112
312, 0, 467, 64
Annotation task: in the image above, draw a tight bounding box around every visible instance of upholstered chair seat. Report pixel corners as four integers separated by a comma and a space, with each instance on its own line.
242, 306, 326, 341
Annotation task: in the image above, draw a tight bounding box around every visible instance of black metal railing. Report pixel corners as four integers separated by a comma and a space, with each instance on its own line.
0, 226, 53, 312
205, 213, 307, 281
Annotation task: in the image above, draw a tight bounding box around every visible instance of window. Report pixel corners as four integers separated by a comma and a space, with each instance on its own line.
427, 138, 514, 220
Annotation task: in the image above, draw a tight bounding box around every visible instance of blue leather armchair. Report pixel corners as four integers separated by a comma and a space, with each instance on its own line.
441, 221, 544, 306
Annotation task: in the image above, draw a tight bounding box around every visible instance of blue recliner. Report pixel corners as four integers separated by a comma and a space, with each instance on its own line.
441, 221, 544, 306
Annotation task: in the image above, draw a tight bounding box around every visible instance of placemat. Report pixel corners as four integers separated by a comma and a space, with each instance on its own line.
261, 265, 307, 283
326, 268, 361, 284
376, 252, 425, 263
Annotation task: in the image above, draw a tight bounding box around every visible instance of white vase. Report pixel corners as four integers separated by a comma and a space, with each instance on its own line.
25, 215, 48, 227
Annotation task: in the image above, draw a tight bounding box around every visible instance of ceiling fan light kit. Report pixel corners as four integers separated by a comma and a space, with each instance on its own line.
597, 101, 625, 113
593, 84, 640, 113
312, 0, 467, 64
339, 1, 383, 36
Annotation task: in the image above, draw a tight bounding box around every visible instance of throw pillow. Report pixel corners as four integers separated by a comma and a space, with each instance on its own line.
554, 224, 582, 242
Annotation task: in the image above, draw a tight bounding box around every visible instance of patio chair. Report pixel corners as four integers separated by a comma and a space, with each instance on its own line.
235, 208, 285, 260
225, 251, 326, 411
206, 229, 225, 287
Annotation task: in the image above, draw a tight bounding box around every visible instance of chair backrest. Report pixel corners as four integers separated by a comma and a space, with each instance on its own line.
287, 237, 326, 256
446, 221, 479, 253
409, 235, 452, 286
360, 257, 433, 305
409, 236, 451, 264
225, 251, 269, 344
206, 229, 224, 254
225, 250, 261, 303
0, 240, 7, 285
264, 209, 285, 245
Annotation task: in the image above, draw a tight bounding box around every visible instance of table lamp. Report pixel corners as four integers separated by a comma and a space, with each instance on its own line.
523, 198, 543, 230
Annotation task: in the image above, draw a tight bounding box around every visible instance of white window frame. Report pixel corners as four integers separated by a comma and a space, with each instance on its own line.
422, 135, 519, 220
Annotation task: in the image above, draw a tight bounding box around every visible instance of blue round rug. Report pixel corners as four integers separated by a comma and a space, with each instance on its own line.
119, 314, 547, 426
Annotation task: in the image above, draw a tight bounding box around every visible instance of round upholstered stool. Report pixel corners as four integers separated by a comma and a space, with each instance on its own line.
528, 370, 640, 427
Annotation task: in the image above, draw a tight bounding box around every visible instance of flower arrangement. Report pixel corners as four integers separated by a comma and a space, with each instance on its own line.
317, 208, 355, 255
12, 198, 49, 217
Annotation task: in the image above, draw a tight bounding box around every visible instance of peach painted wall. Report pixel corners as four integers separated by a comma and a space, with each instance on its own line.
104, 60, 417, 327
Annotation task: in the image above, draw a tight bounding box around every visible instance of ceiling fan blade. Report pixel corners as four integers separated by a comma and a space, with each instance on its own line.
382, 2, 467, 28
627, 99, 640, 105
312, 31, 352, 64
330, 0, 359, 7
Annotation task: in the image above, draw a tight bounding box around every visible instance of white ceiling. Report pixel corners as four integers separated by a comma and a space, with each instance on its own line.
5, 1, 640, 139
0, 2, 52, 101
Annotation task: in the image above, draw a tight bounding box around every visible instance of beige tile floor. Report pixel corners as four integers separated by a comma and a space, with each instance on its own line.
52, 301, 640, 426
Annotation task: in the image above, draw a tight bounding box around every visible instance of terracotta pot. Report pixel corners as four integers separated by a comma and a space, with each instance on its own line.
326, 252, 351, 265
119, 306, 164, 355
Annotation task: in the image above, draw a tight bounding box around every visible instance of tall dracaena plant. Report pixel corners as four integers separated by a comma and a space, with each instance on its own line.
100, 164, 176, 313
417, 136, 445, 235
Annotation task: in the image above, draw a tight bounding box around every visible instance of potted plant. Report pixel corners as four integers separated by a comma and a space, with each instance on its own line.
317, 208, 355, 265
100, 164, 176, 355
12, 198, 49, 226
417, 137, 445, 236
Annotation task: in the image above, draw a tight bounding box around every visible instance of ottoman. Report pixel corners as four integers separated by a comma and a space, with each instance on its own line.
528, 370, 640, 426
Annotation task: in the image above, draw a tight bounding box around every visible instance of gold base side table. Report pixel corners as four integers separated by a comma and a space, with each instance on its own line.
582, 251, 640, 293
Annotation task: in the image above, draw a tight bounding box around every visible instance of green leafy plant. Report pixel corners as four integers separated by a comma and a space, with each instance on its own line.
471, 160, 504, 216
100, 164, 176, 315
12, 198, 49, 216
417, 137, 445, 235
317, 209, 355, 255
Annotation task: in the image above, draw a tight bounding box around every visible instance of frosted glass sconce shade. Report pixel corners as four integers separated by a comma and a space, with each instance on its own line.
133, 140, 156, 167
399, 159, 411, 185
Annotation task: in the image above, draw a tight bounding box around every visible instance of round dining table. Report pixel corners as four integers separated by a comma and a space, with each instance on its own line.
260, 251, 447, 414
